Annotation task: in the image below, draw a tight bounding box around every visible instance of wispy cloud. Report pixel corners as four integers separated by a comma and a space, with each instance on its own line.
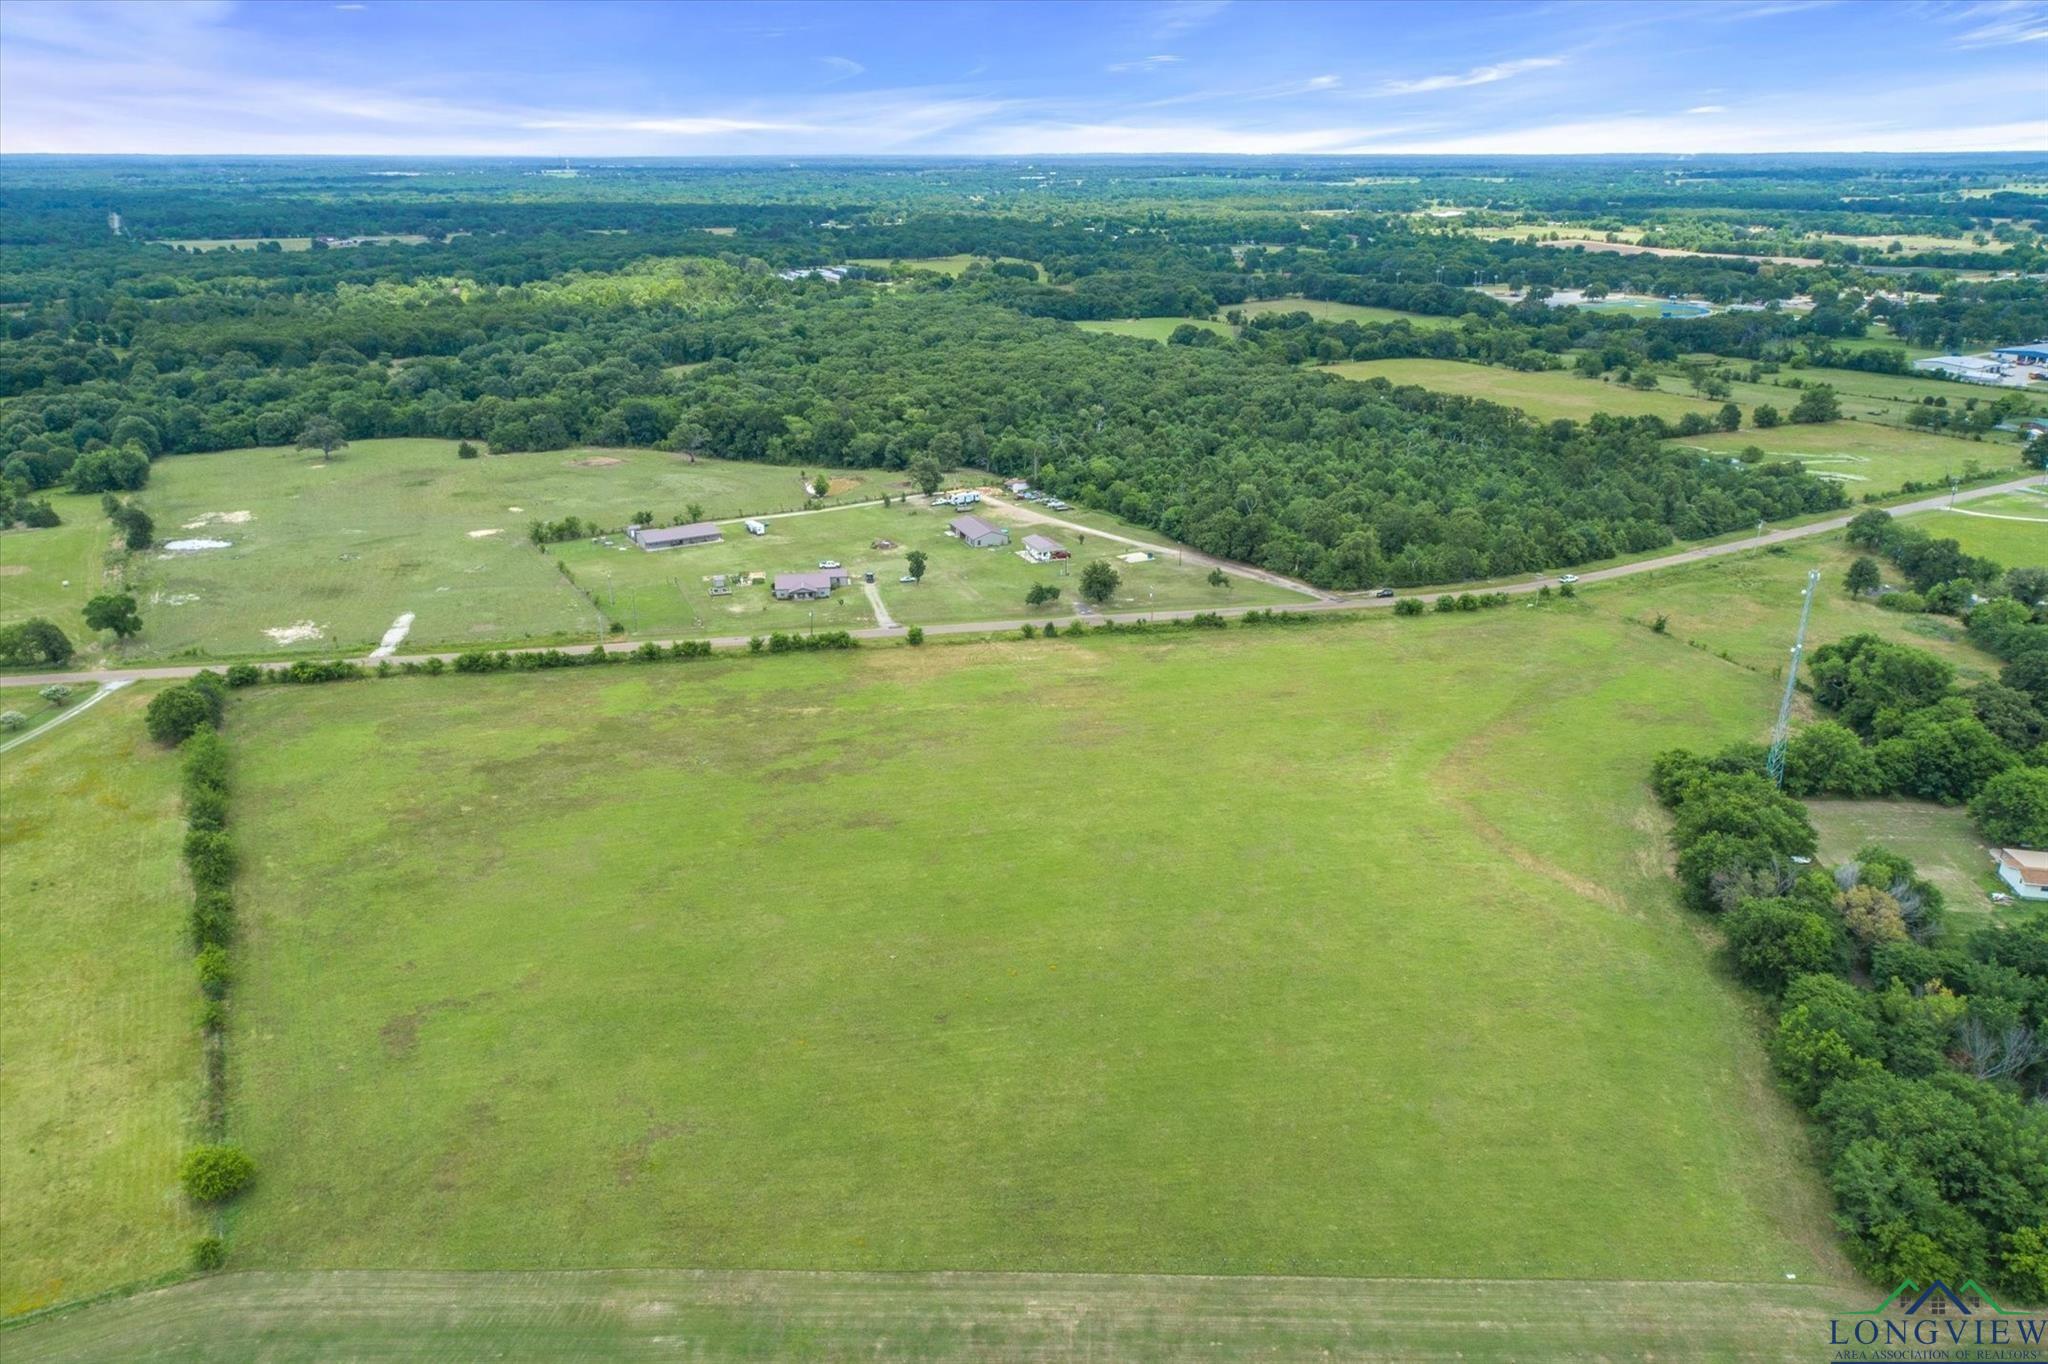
1381, 56, 1563, 95
1148, 1, 1229, 38
1107, 53, 1181, 73
1687, 104, 1727, 114
819, 55, 864, 80
1943, 0, 2048, 46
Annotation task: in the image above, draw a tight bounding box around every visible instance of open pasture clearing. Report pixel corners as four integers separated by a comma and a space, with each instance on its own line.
0, 684, 203, 1317
216, 611, 1843, 1287
148, 235, 432, 252
1808, 799, 2002, 915
1074, 317, 1235, 342
28, 441, 887, 661
1587, 535, 1997, 681
1233, 297, 1460, 328
551, 499, 1283, 636
4, 1268, 1849, 1361
1718, 366, 2044, 432
0, 520, 108, 647
846, 254, 1037, 278
1323, 358, 1723, 423
1668, 421, 2023, 496
1904, 488, 2048, 566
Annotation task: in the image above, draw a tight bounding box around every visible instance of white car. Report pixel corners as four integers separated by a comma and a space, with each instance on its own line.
1557, 574, 1579, 585
898, 574, 918, 583
818, 560, 841, 570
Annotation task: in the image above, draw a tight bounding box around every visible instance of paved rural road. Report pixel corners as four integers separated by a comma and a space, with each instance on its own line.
7, 475, 2039, 688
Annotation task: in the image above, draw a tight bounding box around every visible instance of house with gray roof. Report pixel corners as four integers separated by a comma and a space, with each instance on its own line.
630, 521, 722, 550
949, 514, 1010, 548
1022, 533, 1067, 562
772, 570, 848, 600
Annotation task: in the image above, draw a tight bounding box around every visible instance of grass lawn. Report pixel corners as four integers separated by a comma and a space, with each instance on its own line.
3, 1268, 1852, 1361
0, 684, 204, 1316
1719, 367, 2044, 432
218, 609, 1845, 1287
1587, 535, 2000, 682
1667, 422, 2025, 496
0, 520, 109, 655
1233, 297, 1460, 328
549, 500, 1292, 637
1808, 799, 2003, 916
1903, 488, 2048, 567
1074, 317, 1236, 342
0, 682, 99, 744
1323, 358, 1722, 424
28, 441, 893, 661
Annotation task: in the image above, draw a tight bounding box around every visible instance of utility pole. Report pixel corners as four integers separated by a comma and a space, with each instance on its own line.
1765, 569, 1822, 788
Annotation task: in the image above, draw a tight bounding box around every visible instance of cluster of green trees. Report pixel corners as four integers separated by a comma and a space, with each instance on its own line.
1653, 750, 2048, 1298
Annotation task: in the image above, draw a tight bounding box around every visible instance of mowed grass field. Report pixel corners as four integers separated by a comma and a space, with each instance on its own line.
6, 1268, 1851, 1361
1809, 799, 2002, 916
216, 610, 1845, 1287
1074, 317, 1236, 342
0, 684, 204, 1317
846, 254, 1038, 278
1668, 422, 2025, 496
0, 520, 109, 648
1323, 358, 1723, 423
9, 441, 897, 661
551, 500, 1291, 636
1904, 488, 2048, 566
1719, 366, 2045, 431
1234, 297, 1461, 328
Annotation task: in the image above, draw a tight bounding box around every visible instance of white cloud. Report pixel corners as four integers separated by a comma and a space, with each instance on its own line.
1381, 56, 1563, 95
1687, 104, 1728, 114
1107, 54, 1182, 73
1946, 0, 2048, 47
819, 55, 864, 79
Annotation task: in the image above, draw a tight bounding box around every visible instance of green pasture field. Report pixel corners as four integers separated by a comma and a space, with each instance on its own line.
846, 254, 1038, 278
1808, 799, 2003, 915
1074, 317, 1236, 342
1587, 534, 1998, 682
1323, 358, 1722, 423
4, 1268, 1849, 1361
1903, 490, 2048, 567
522, 499, 1292, 637
0, 682, 99, 745
0, 684, 204, 1317
1810, 232, 2011, 254
18, 441, 893, 661
0, 520, 109, 646
1667, 422, 2024, 495
213, 609, 1846, 1289
1719, 366, 2044, 431
1233, 297, 1460, 328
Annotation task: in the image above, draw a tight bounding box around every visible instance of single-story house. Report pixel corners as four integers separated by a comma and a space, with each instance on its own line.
1022, 533, 1068, 563
950, 514, 1010, 548
1005, 479, 1031, 494
630, 521, 723, 550
771, 568, 851, 600
1994, 848, 2048, 901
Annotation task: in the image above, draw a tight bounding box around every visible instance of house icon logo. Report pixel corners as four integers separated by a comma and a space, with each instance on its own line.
1828, 1279, 2045, 1360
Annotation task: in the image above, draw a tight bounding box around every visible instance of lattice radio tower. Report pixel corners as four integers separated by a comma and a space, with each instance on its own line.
1765, 569, 1822, 788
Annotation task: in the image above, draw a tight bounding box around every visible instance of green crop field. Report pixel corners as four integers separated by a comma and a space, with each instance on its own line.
1323, 358, 1723, 423
0, 684, 204, 1317
1903, 489, 2048, 566
6, 441, 900, 663
1234, 297, 1460, 328
550, 499, 1294, 637
1667, 422, 2025, 495
1074, 317, 1236, 342
208, 608, 1845, 1291
1808, 799, 2003, 915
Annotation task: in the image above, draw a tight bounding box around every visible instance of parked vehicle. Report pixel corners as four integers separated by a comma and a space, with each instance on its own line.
1557, 574, 1580, 585
819, 560, 841, 569
1375, 587, 1395, 598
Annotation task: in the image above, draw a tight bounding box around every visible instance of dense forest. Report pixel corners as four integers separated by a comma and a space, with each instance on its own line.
1, 154, 2043, 587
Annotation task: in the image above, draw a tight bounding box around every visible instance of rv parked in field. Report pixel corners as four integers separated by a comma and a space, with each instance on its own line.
744, 518, 767, 535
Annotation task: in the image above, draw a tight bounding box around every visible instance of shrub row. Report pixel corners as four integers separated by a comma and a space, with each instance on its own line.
1654, 747, 2048, 1301
168, 703, 255, 1265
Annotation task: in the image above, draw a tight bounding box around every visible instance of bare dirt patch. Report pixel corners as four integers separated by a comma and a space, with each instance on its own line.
181, 510, 253, 529
0, 565, 24, 577
160, 538, 231, 554
262, 621, 324, 645
466, 528, 503, 539
824, 476, 861, 495
568, 456, 623, 468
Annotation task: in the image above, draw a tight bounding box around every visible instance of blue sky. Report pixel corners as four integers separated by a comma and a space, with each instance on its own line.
2, 0, 2044, 156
